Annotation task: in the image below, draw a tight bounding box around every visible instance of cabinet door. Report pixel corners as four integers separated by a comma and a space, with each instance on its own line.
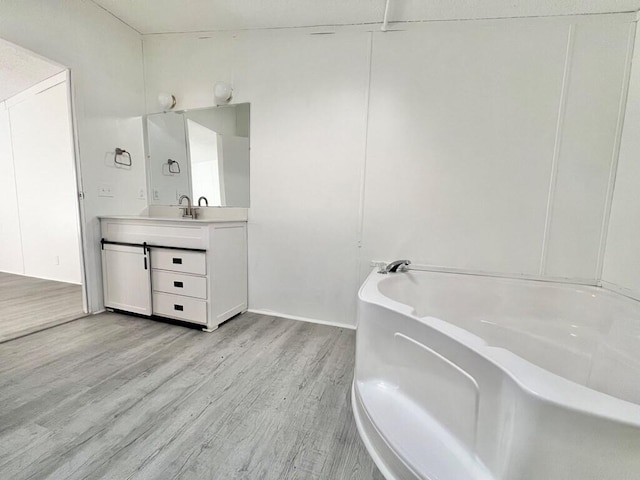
102, 244, 152, 315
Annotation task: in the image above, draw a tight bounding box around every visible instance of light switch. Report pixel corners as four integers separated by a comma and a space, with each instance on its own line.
98, 184, 114, 197
153, 189, 160, 200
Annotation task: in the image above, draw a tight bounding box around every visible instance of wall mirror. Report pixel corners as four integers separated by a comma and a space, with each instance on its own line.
145, 103, 250, 207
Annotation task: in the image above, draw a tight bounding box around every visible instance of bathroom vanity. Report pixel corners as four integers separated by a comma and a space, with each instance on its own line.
101, 103, 251, 331
100, 215, 247, 331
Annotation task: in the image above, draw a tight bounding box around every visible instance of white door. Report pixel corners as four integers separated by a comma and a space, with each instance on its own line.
102, 244, 152, 315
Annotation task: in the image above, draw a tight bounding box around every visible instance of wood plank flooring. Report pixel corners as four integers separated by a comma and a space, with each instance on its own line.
0, 272, 84, 343
0, 311, 383, 480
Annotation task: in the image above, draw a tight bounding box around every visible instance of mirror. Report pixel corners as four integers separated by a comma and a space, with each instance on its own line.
145, 103, 250, 207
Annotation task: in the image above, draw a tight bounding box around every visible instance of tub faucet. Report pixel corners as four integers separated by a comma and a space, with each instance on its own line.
380, 260, 411, 274
178, 195, 193, 218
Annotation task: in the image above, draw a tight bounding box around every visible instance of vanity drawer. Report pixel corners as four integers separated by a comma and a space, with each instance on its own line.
151, 249, 206, 275
153, 292, 207, 325
152, 270, 207, 299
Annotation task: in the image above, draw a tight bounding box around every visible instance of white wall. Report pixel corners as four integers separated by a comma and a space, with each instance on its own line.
0, 103, 23, 275
234, 31, 370, 326
544, 21, 635, 280
17, 78, 80, 283
3, 74, 82, 284
603, 27, 640, 299
0, 0, 146, 310
362, 17, 634, 284
143, 14, 634, 327
144, 30, 370, 326
362, 21, 566, 280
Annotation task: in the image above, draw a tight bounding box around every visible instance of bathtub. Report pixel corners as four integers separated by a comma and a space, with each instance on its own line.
352, 269, 640, 480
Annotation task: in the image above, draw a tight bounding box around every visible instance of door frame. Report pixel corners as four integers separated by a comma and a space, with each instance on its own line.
65, 68, 90, 314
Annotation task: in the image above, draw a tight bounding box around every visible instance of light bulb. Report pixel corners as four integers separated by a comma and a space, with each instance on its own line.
213, 82, 233, 104
158, 93, 176, 110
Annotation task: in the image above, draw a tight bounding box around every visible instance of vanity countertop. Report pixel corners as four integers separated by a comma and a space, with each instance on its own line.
100, 207, 248, 223
98, 215, 232, 224
100, 212, 247, 250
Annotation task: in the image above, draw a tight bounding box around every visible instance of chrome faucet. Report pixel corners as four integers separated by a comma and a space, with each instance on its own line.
178, 195, 193, 218
198, 196, 209, 207
379, 259, 411, 274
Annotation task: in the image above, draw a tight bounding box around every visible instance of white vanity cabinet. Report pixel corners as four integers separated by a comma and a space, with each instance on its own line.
100, 216, 247, 331
151, 249, 208, 325
102, 243, 152, 316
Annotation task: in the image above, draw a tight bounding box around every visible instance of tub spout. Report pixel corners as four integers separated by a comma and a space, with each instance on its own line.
380, 260, 411, 274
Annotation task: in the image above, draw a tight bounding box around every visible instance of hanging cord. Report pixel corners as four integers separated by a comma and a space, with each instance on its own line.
167, 158, 181, 174
114, 147, 132, 167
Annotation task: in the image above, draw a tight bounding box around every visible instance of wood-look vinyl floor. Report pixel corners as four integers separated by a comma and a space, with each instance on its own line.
0, 311, 383, 480
0, 272, 84, 343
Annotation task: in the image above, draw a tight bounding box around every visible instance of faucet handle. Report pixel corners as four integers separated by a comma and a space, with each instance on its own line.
180, 206, 192, 218
383, 259, 411, 274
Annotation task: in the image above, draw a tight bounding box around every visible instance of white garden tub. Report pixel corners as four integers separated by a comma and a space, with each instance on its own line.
352, 269, 640, 480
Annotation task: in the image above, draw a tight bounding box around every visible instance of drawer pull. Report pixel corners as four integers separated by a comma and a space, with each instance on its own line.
173, 281, 184, 288
174, 304, 184, 311
172, 258, 183, 264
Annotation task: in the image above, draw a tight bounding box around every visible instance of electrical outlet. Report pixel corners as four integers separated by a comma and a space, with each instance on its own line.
138, 187, 146, 200
98, 184, 114, 197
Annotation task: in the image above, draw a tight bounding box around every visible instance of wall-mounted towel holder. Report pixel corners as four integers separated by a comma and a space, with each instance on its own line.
114, 147, 132, 167
167, 158, 181, 174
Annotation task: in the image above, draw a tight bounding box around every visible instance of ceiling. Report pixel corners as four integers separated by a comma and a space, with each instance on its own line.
92, 0, 640, 35
0, 38, 64, 102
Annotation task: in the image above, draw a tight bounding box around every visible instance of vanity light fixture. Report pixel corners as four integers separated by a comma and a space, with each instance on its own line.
158, 92, 177, 110
213, 82, 233, 105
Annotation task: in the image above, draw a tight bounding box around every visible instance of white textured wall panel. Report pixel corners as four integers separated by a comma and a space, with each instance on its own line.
603, 26, 640, 298
543, 21, 634, 281
143, 15, 634, 326
9, 80, 82, 284
361, 21, 568, 281
0, 104, 24, 275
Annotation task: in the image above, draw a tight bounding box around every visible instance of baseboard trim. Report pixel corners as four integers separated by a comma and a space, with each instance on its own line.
601, 281, 640, 303
247, 309, 356, 330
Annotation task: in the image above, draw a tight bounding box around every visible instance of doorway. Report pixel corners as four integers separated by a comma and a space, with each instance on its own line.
0, 38, 86, 341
